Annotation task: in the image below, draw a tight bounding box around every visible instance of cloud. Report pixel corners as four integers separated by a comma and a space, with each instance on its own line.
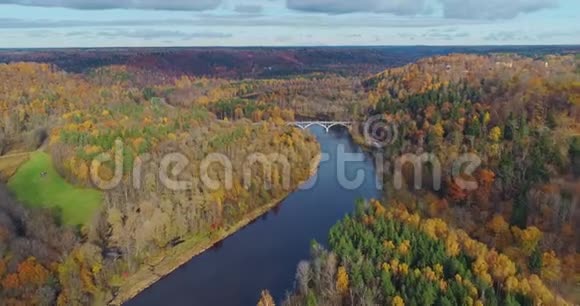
535, 29, 580, 39
483, 31, 533, 41
234, 4, 263, 14
57, 29, 231, 40
0, 15, 481, 29
286, 0, 558, 19
483, 29, 580, 42
95, 29, 232, 40
0, 0, 222, 10
0, 0, 560, 21
0, 18, 153, 28
421, 28, 471, 40
286, 0, 429, 15
65, 30, 90, 36
439, 0, 558, 19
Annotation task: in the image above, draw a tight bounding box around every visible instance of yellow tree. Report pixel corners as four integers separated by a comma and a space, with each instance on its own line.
483, 112, 491, 127
336, 266, 349, 296
257, 290, 275, 306
488, 252, 517, 283
281, 109, 295, 121
398, 240, 411, 256
489, 126, 502, 142
432, 122, 445, 138
487, 214, 509, 234
512, 226, 543, 255
234, 107, 245, 120
445, 233, 460, 257
505, 276, 519, 292
472, 256, 492, 285
487, 214, 512, 248
392, 295, 405, 306
541, 251, 562, 282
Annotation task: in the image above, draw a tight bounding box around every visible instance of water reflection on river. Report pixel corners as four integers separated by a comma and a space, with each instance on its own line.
126, 126, 382, 306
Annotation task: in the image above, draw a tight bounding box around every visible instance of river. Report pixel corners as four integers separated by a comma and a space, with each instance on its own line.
126, 125, 382, 306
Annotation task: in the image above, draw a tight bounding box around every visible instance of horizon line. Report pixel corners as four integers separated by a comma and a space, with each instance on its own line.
1, 44, 580, 51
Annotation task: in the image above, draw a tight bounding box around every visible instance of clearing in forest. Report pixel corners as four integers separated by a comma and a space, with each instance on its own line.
7, 151, 103, 226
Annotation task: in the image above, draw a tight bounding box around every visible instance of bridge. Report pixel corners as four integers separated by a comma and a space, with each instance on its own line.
288, 121, 352, 132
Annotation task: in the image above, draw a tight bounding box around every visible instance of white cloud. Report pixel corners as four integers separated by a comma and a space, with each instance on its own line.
234, 5, 263, 14
286, 0, 429, 15
440, 0, 558, 19
286, 0, 559, 20
0, 15, 481, 29
96, 29, 232, 40
0, 0, 222, 10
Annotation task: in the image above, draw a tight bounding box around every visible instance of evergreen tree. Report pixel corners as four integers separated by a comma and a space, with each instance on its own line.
546, 110, 557, 129
528, 247, 543, 274
504, 294, 521, 306
510, 195, 528, 228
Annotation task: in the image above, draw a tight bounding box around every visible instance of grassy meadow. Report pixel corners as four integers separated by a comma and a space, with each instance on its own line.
7, 151, 102, 226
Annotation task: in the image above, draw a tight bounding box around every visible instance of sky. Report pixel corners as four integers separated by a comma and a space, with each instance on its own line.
0, 0, 579, 48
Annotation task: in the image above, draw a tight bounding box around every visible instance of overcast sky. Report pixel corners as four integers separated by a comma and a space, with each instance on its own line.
0, 0, 578, 47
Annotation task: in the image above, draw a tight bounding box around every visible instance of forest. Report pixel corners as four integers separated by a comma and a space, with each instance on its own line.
283, 200, 570, 305
5, 46, 576, 78
0, 62, 321, 305
279, 53, 579, 305
0, 51, 578, 306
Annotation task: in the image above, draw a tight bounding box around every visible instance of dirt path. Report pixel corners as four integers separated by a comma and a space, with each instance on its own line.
0, 152, 31, 181
0, 151, 30, 159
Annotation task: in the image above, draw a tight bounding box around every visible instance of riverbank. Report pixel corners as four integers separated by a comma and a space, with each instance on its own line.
109, 152, 322, 305
348, 126, 378, 153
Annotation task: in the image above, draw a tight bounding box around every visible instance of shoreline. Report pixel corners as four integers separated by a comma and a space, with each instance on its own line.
109, 152, 322, 305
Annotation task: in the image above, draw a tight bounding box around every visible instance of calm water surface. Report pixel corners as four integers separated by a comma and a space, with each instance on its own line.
126, 126, 382, 306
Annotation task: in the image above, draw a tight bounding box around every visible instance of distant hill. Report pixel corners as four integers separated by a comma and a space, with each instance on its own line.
0, 45, 578, 78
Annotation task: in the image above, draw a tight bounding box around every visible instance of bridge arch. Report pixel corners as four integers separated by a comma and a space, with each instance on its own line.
288, 121, 352, 133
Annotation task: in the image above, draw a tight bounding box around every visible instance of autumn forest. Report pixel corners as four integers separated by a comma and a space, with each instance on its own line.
0, 47, 578, 306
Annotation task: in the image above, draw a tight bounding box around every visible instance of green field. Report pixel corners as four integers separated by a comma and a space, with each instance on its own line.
8, 152, 103, 226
